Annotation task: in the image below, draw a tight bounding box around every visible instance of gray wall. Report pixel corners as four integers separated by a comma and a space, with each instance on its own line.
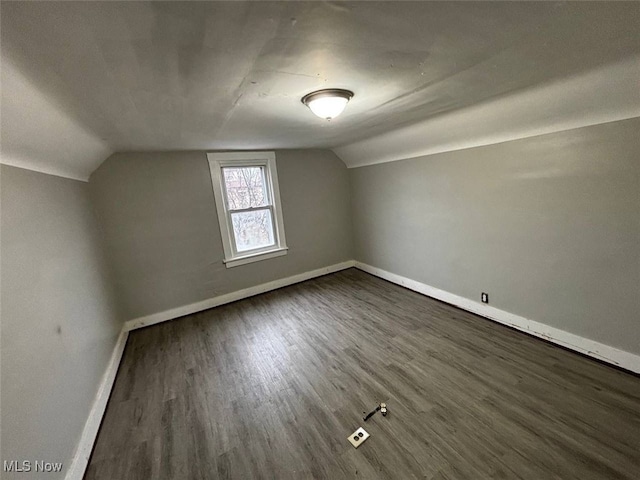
1, 165, 122, 478
350, 118, 640, 355
89, 149, 353, 320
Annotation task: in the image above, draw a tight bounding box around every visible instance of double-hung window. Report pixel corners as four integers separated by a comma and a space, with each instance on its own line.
207, 151, 287, 268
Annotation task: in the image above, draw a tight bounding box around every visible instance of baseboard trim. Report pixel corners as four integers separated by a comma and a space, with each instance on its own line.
125, 260, 356, 331
355, 262, 640, 375
66, 258, 638, 480
65, 260, 355, 479
65, 328, 129, 480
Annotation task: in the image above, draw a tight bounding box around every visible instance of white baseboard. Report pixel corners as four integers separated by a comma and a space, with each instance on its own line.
355, 262, 640, 375
65, 260, 355, 479
125, 260, 356, 331
65, 328, 129, 480
65, 258, 638, 480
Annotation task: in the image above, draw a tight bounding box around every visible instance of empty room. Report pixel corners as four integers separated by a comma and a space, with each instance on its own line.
1, 1, 639, 479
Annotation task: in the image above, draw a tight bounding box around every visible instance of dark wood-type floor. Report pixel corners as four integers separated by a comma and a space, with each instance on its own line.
86, 269, 640, 479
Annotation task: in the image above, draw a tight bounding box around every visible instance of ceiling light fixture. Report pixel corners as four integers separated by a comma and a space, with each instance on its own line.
301, 88, 354, 120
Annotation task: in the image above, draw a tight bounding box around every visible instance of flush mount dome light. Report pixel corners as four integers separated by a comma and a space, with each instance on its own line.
301, 88, 354, 120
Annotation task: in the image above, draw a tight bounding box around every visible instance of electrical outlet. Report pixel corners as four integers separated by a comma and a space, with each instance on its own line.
347, 427, 370, 448
481, 292, 489, 304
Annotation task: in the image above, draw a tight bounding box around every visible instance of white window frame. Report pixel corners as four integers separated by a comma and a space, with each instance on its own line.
207, 151, 288, 268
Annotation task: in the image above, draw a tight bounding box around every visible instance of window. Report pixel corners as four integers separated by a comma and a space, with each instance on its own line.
207, 151, 287, 268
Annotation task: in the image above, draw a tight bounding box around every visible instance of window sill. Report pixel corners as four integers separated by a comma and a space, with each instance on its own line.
223, 247, 288, 268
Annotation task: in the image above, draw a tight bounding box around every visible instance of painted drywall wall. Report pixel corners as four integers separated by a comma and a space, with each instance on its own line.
89, 149, 353, 320
0, 165, 122, 478
350, 118, 640, 356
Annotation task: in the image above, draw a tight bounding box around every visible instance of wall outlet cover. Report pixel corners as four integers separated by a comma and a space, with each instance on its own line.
481, 293, 489, 304
348, 427, 370, 448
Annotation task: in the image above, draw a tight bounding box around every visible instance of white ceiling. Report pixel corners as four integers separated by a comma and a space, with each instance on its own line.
1, 1, 639, 179
336, 55, 640, 167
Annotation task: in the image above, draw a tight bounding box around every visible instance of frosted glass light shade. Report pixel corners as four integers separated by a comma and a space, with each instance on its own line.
302, 89, 354, 120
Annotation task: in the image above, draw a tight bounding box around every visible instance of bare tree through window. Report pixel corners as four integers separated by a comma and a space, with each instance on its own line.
222, 167, 275, 251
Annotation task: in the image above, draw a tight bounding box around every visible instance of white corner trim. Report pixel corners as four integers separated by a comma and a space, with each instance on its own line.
65, 328, 129, 480
355, 262, 640, 375
125, 260, 356, 331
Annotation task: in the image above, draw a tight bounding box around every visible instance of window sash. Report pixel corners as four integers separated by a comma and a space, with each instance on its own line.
227, 205, 277, 256
220, 164, 277, 255
221, 165, 271, 211
207, 151, 287, 268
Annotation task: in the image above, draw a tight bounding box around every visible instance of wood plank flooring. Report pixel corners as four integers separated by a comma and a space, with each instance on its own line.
86, 269, 640, 479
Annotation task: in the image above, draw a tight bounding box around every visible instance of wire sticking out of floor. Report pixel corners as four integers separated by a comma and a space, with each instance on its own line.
363, 402, 388, 421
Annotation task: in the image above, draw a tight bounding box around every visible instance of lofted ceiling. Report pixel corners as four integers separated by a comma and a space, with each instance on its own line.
1, 1, 639, 180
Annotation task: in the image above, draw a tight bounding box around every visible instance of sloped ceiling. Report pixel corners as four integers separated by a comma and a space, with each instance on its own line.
335, 55, 640, 167
1, 1, 639, 180
1, 57, 111, 181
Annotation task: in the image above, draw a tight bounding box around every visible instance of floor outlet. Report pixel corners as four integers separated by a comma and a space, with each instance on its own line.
348, 427, 370, 448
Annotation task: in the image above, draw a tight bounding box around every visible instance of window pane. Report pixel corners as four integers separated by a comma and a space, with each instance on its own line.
222, 167, 268, 210
231, 208, 275, 252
